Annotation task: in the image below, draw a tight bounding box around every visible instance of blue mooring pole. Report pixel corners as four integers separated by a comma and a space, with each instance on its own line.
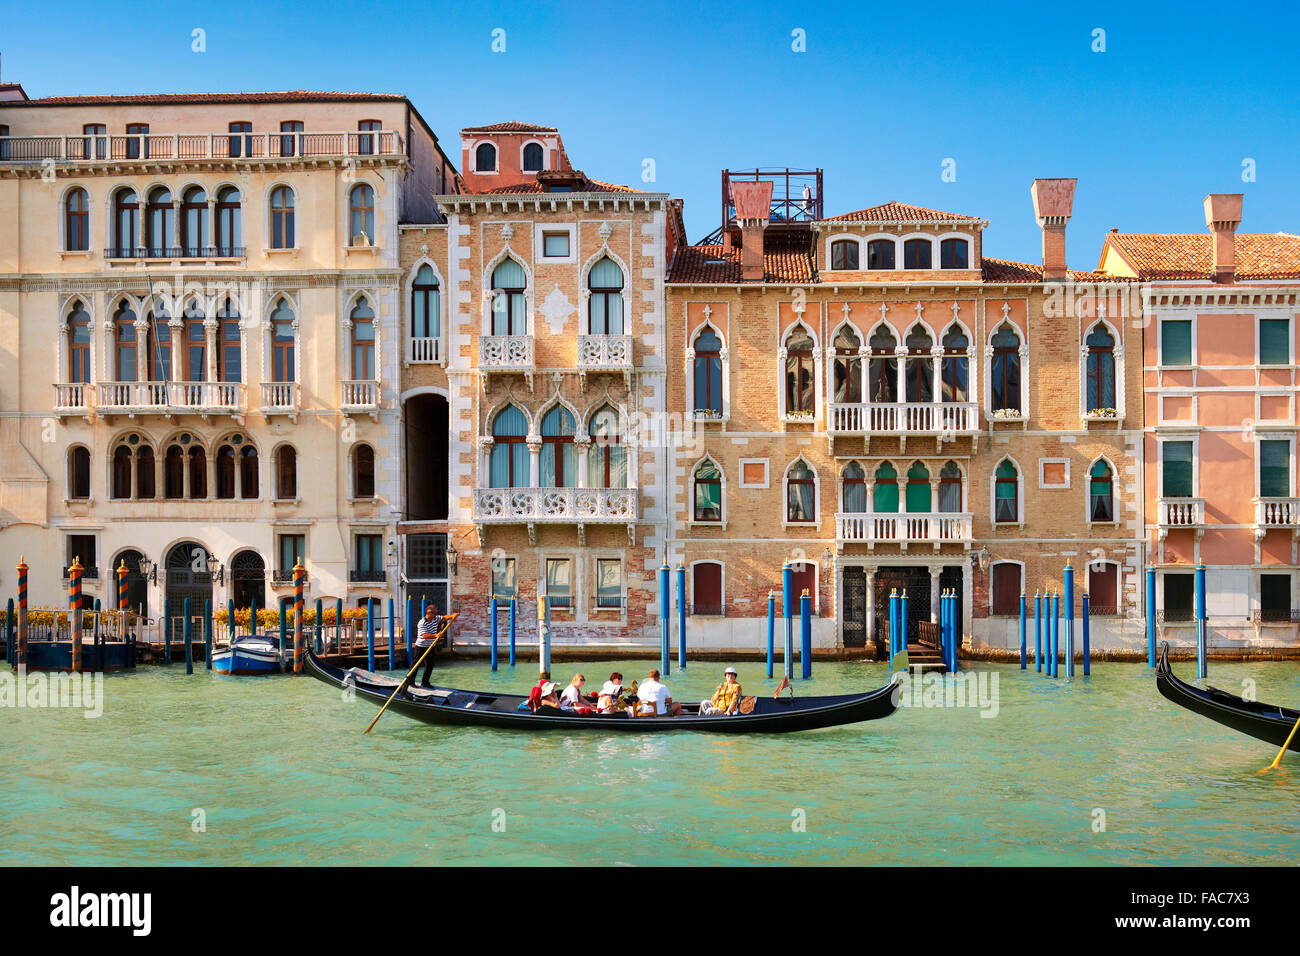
335, 597, 344, 656
404, 597, 413, 666
945, 590, 955, 673
950, 589, 959, 672
203, 599, 212, 671
765, 591, 775, 679
1064, 564, 1075, 679
938, 589, 947, 672
676, 564, 686, 670
183, 596, 193, 675
278, 599, 287, 662
888, 589, 898, 671
1196, 564, 1207, 680
782, 563, 794, 680
800, 588, 812, 679
659, 564, 670, 677
1082, 592, 1091, 676
316, 598, 324, 656
163, 598, 171, 665
509, 597, 517, 667
387, 597, 396, 671
366, 599, 375, 673
489, 596, 499, 671
1051, 591, 1060, 679
1146, 566, 1157, 667
1018, 592, 1027, 669
1034, 592, 1043, 673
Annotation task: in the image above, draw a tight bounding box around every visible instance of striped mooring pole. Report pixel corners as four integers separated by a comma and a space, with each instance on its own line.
16, 556, 28, 673
293, 559, 305, 674
799, 588, 812, 679
490, 596, 499, 671
69, 556, 84, 674
658, 564, 670, 677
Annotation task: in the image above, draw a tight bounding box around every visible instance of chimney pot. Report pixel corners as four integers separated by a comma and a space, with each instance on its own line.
1030, 178, 1077, 282
1204, 193, 1243, 283
731, 181, 774, 281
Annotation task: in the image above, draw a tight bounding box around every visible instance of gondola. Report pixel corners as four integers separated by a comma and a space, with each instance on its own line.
304, 648, 901, 733
1155, 642, 1299, 753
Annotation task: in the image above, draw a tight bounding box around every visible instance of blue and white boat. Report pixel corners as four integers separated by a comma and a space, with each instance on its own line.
212, 633, 284, 675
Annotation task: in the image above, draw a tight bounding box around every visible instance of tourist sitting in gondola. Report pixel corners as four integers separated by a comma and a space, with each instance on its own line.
596, 673, 625, 713
636, 669, 681, 716
560, 674, 595, 714
700, 667, 742, 715
534, 681, 563, 711
526, 672, 552, 712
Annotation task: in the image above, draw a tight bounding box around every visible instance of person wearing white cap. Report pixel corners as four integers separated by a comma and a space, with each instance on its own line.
701, 667, 743, 715
536, 680, 562, 711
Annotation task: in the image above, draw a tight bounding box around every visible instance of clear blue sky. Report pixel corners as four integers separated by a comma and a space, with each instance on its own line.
5, 0, 1299, 268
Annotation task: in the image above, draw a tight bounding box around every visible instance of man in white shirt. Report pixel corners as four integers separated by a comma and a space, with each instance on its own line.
636, 669, 681, 716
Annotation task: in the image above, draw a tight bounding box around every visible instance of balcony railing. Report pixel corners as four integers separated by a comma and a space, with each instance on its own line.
0, 130, 405, 164
479, 335, 534, 372
259, 382, 300, 415
1157, 497, 1206, 529
96, 381, 170, 412
473, 487, 638, 524
271, 569, 309, 585
836, 512, 973, 547
577, 334, 633, 371
407, 337, 443, 364
1255, 497, 1300, 529
341, 380, 380, 411
104, 245, 245, 260
829, 401, 980, 436
53, 382, 90, 412
349, 570, 387, 584
93, 381, 244, 415
169, 382, 243, 412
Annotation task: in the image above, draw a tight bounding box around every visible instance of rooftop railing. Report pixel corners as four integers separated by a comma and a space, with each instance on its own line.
0, 130, 405, 164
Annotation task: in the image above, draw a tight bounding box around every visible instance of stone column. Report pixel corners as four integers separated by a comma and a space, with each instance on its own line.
894, 344, 907, 407
133, 317, 149, 383
930, 567, 942, 624
169, 317, 184, 383
204, 317, 218, 383
527, 438, 541, 488
864, 568, 877, 651
930, 344, 944, 404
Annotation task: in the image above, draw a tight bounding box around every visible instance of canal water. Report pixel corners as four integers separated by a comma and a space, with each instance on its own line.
1, 659, 1296, 865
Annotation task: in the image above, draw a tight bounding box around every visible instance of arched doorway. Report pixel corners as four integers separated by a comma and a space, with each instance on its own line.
230, 550, 266, 611
404, 393, 449, 520
113, 549, 149, 617
165, 541, 214, 644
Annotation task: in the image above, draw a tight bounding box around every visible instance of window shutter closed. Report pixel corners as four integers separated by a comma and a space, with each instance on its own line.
692, 564, 722, 615
992, 564, 1021, 615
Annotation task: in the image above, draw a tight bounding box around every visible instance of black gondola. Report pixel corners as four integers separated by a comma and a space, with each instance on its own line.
1155, 642, 1299, 753
304, 648, 901, 733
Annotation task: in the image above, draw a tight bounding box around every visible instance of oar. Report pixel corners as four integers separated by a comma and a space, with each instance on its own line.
363, 613, 457, 735
1261, 711, 1300, 773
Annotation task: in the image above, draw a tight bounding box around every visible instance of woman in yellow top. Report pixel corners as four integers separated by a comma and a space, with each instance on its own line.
706, 667, 742, 715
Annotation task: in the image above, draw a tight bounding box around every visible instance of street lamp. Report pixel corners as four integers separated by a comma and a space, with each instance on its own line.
204, 553, 225, 585
446, 540, 459, 577
138, 556, 156, 584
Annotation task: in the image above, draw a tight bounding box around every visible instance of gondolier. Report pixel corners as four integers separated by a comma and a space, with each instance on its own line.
412, 605, 443, 687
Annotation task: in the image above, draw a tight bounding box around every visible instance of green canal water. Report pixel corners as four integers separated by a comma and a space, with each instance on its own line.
2, 659, 1297, 866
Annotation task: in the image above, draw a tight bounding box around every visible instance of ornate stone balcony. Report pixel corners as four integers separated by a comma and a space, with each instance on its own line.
836, 512, 973, 550
94, 381, 244, 419
1254, 497, 1300, 535
473, 486, 638, 545
53, 383, 91, 417
577, 334, 633, 386
259, 382, 300, 421
340, 380, 380, 419
829, 401, 979, 447
479, 335, 535, 381
1156, 497, 1206, 538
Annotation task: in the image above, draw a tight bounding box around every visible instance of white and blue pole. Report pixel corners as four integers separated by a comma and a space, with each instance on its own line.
1064, 564, 1075, 678
1196, 563, 1207, 680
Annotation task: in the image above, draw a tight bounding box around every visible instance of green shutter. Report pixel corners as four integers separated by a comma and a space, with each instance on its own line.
1161, 320, 1192, 366
1260, 319, 1290, 366
1260, 440, 1291, 498
1162, 441, 1193, 497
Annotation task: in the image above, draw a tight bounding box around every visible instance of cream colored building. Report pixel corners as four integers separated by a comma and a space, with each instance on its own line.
0, 88, 458, 623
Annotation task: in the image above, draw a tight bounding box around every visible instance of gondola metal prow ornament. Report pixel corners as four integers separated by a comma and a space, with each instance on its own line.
363, 613, 458, 734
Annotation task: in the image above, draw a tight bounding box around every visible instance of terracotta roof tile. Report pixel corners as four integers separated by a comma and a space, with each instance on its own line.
981, 257, 1124, 284
1104, 233, 1300, 280
462, 121, 558, 133
484, 178, 643, 195
822, 201, 981, 224
667, 241, 817, 284
8, 90, 405, 107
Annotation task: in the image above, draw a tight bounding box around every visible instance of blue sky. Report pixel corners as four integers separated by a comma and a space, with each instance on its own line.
5, 0, 1299, 268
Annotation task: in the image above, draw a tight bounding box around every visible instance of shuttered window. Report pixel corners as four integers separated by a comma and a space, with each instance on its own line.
991, 563, 1021, 615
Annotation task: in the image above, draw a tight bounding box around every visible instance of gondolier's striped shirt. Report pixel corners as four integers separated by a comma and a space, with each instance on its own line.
415, 615, 441, 647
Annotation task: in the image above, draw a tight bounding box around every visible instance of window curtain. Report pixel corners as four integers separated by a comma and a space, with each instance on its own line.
872, 464, 898, 512
905, 464, 931, 513
540, 407, 576, 488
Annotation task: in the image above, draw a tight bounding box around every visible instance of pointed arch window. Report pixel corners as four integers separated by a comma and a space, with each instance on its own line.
869, 327, 898, 403
784, 327, 815, 414
995, 460, 1019, 522
214, 186, 242, 255
842, 462, 867, 513
181, 187, 206, 256
588, 405, 626, 489
350, 298, 375, 380
693, 460, 722, 522
68, 446, 91, 500
693, 327, 723, 414
145, 186, 173, 256
65, 187, 89, 251
938, 462, 962, 512
991, 325, 1022, 412
136, 445, 155, 499
905, 327, 934, 402
941, 326, 969, 402
216, 444, 237, 499
271, 299, 295, 383
164, 445, 184, 499
113, 188, 138, 257
540, 406, 577, 488
588, 258, 624, 334
270, 185, 294, 249
183, 301, 206, 381
489, 405, 529, 488
188, 446, 207, 499
1089, 460, 1114, 522
411, 264, 440, 341
832, 327, 863, 403
872, 462, 899, 512
112, 445, 133, 499
276, 444, 297, 499
491, 259, 527, 335
67, 301, 91, 383
786, 460, 816, 522
905, 462, 931, 513
348, 184, 375, 246
239, 446, 259, 499
1086, 324, 1116, 412
113, 302, 138, 381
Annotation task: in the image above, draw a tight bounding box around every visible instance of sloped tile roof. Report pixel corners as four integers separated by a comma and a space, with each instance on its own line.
10, 90, 404, 106
1104, 232, 1300, 280
822, 201, 981, 224
667, 241, 817, 284
484, 178, 643, 194
981, 257, 1124, 283
462, 121, 558, 133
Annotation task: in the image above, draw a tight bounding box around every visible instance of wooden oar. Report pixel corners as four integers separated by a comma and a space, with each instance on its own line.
363, 613, 457, 734
1261, 712, 1300, 772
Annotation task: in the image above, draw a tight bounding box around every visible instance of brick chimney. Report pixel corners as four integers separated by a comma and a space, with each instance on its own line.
1029, 178, 1077, 282
1203, 193, 1243, 283
731, 180, 773, 281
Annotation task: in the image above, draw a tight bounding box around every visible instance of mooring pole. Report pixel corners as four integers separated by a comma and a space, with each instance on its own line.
537, 594, 551, 677
1018, 592, 1027, 670
366, 596, 375, 674
489, 596, 499, 672
1082, 591, 1091, 676
1063, 564, 1075, 679
92, 597, 102, 670
900, 589, 909, 662
766, 591, 775, 679
509, 597, 517, 667
163, 597, 172, 666
335, 597, 344, 656
800, 588, 812, 679
249, 594, 258, 640
386, 597, 395, 672
204, 599, 212, 671
782, 563, 794, 680
16, 557, 28, 674
117, 561, 129, 670
676, 563, 686, 670
4, 597, 13, 666
939, 589, 949, 672
659, 564, 670, 677
1050, 591, 1060, 679
888, 588, 898, 672
183, 596, 193, 675
316, 598, 324, 656
1196, 564, 1207, 680
293, 559, 305, 674
1146, 566, 1157, 668
278, 598, 288, 662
